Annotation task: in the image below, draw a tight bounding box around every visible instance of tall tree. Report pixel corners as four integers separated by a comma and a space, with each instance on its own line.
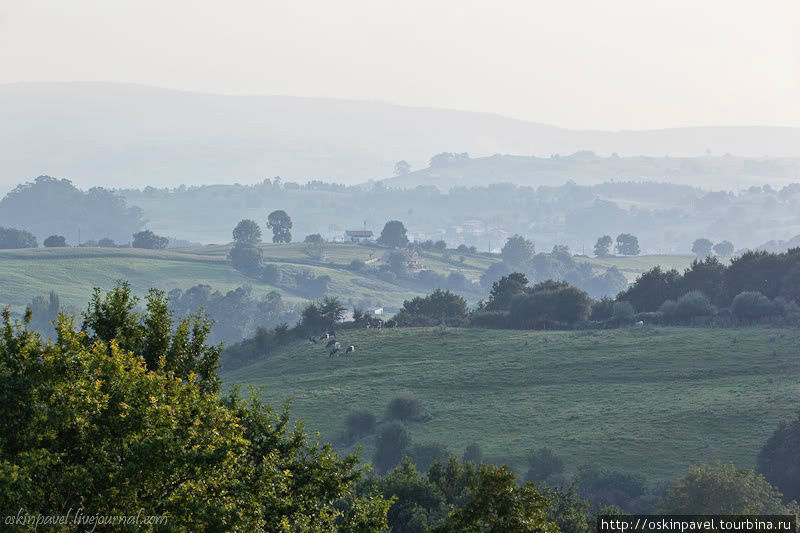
43, 234, 67, 247
615, 233, 640, 256
232, 219, 262, 246
394, 160, 411, 175
132, 229, 168, 249
594, 235, 613, 257
267, 210, 293, 243
501, 234, 535, 269
378, 220, 409, 248
691, 238, 713, 258
713, 240, 734, 257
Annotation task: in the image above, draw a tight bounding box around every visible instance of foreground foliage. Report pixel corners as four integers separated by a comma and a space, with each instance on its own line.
0, 284, 391, 532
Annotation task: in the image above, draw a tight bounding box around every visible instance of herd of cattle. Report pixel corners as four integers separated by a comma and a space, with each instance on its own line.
309, 331, 355, 357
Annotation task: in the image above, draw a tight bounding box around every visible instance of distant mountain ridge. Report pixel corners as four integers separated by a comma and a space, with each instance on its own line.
2, 81, 800, 192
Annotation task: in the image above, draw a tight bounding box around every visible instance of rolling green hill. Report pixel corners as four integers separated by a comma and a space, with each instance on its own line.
0, 243, 693, 316
222, 326, 800, 481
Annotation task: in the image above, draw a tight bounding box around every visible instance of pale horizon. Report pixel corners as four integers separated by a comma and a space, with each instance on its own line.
2, 0, 799, 131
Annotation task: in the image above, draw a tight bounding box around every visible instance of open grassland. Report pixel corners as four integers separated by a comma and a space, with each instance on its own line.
222, 327, 800, 481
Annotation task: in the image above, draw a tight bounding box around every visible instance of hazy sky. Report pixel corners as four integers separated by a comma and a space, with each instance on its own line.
2, 0, 799, 130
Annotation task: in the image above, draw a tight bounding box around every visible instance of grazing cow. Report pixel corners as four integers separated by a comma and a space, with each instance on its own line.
320, 333, 330, 341
329, 347, 340, 357
635, 320, 644, 327
346, 345, 355, 355
326, 339, 337, 348
309, 337, 317, 344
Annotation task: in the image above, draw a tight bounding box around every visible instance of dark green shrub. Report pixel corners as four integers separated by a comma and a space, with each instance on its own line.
373, 422, 411, 474
525, 447, 565, 482
344, 409, 377, 442
462, 442, 483, 464
387, 395, 424, 422
411, 443, 450, 472
261, 263, 280, 284
674, 291, 715, 320
731, 291, 777, 321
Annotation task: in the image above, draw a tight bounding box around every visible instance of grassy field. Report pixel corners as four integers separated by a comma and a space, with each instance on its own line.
0, 244, 694, 315
222, 326, 800, 482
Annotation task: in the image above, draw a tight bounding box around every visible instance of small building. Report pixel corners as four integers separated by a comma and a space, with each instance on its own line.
367, 307, 384, 316
345, 230, 374, 242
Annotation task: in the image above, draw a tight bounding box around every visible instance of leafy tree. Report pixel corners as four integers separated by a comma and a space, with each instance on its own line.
615, 233, 640, 256
731, 291, 777, 321
97, 237, 116, 247
319, 296, 347, 327
525, 447, 565, 483
713, 240, 734, 257
618, 266, 682, 312
463, 442, 483, 464
434, 240, 447, 252
26, 291, 62, 335
378, 220, 409, 248
411, 443, 451, 472
267, 209, 293, 243
261, 263, 281, 284
481, 261, 511, 289
394, 160, 411, 175
486, 273, 529, 311
396, 289, 468, 326
374, 422, 411, 474
757, 414, 800, 502
43, 234, 67, 247
447, 272, 468, 291
502, 234, 534, 269
387, 395, 424, 421
387, 250, 408, 275
543, 484, 591, 533
725, 250, 788, 302
81, 282, 221, 391
680, 256, 726, 304
344, 410, 377, 443
0, 226, 38, 248
232, 218, 262, 245
304, 233, 324, 244
301, 302, 324, 332
368, 457, 447, 532
0, 284, 391, 531
661, 464, 788, 514
132, 229, 168, 249
429, 464, 558, 533
691, 238, 714, 258
673, 291, 714, 320
576, 466, 648, 513
509, 284, 592, 328
594, 235, 613, 257
228, 244, 263, 276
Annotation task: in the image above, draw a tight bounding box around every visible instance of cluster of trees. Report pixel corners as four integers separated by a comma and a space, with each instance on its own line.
167, 284, 300, 346
616, 249, 800, 325
691, 237, 734, 258
483, 235, 628, 299
0, 175, 145, 244
228, 215, 331, 297
593, 234, 640, 257
0, 225, 38, 248
471, 275, 593, 329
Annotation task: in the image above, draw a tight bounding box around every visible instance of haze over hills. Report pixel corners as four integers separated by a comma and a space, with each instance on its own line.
3, 81, 800, 193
